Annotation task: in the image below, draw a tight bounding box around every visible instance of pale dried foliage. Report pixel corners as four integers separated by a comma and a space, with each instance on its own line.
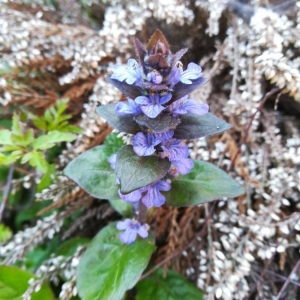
1, 0, 300, 299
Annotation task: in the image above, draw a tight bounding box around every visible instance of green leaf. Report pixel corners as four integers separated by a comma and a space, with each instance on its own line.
32, 115, 47, 131
12, 129, 34, 147
136, 268, 204, 300
77, 222, 156, 300
55, 237, 90, 257
0, 152, 21, 165
96, 103, 140, 134
60, 124, 82, 134
22, 237, 60, 272
0, 265, 54, 300
22, 129, 34, 146
23, 151, 48, 173
37, 164, 56, 192
108, 199, 133, 217
165, 160, 244, 206
0, 119, 12, 129
0, 224, 12, 243
173, 113, 231, 139
104, 132, 125, 148
32, 131, 76, 150
116, 145, 171, 194
64, 145, 120, 200
0, 145, 22, 152
15, 200, 52, 229
11, 114, 22, 137
0, 130, 13, 145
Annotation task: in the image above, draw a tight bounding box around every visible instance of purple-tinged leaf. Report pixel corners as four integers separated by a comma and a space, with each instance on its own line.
106, 75, 142, 99
173, 113, 231, 139
96, 103, 140, 134
147, 54, 169, 69
143, 82, 169, 91
147, 29, 169, 52
116, 145, 171, 194
171, 77, 208, 102
134, 113, 180, 133
171, 48, 188, 69
133, 37, 147, 66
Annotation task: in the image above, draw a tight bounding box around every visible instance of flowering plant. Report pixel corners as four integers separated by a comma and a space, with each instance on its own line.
64, 30, 244, 300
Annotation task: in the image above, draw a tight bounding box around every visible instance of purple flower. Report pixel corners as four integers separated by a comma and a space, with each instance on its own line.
116, 219, 149, 244
111, 59, 144, 85
109, 153, 117, 169
119, 189, 142, 203
135, 92, 172, 118
168, 97, 209, 116
116, 98, 142, 116
167, 61, 183, 87
180, 62, 202, 84
169, 158, 194, 176
160, 139, 189, 161
132, 132, 161, 156
147, 70, 163, 84
141, 180, 171, 208
154, 130, 174, 143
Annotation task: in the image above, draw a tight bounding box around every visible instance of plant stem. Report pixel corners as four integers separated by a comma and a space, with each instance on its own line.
275, 259, 300, 300
0, 163, 15, 222
137, 201, 148, 224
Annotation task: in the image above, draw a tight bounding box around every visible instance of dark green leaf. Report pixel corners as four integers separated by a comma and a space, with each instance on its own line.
96, 103, 140, 134
165, 160, 244, 206
77, 222, 156, 300
64, 145, 120, 199
108, 199, 133, 217
22, 237, 60, 272
55, 237, 90, 257
15, 200, 52, 229
134, 113, 180, 133
116, 145, 171, 194
0, 119, 12, 129
136, 268, 204, 300
0, 265, 54, 300
173, 113, 231, 139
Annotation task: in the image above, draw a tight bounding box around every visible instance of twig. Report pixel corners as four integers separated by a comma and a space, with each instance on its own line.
275, 259, 300, 300
0, 163, 15, 222
252, 265, 300, 288
228, 87, 282, 171
246, 230, 294, 300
